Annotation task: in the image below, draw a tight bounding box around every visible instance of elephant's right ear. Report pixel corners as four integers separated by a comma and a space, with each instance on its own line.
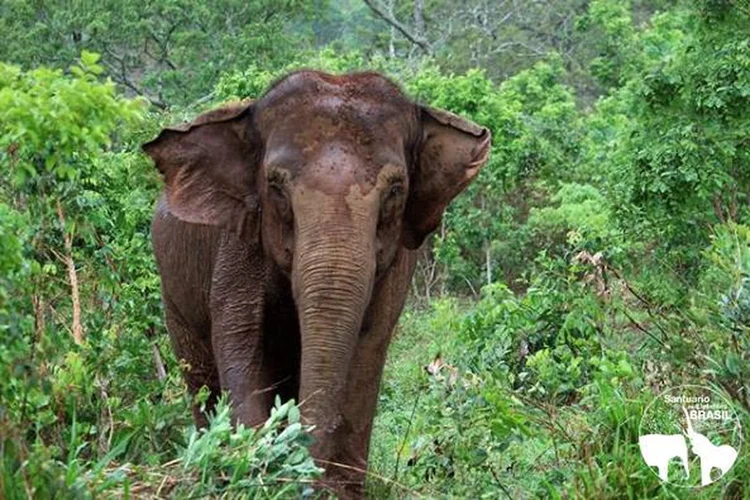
142, 101, 260, 233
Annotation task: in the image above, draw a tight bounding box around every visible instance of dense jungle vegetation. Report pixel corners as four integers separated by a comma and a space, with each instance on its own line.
1, 0, 749, 497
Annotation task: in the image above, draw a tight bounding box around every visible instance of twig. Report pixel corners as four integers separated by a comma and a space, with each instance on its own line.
461, 275, 479, 299
392, 387, 422, 487
32, 294, 45, 342
620, 308, 667, 349
187, 92, 216, 110
97, 377, 114, 455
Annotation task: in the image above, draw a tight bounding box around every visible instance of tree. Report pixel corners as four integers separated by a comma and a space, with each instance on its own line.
586, 0, 750, 279
0, 0, 322, 108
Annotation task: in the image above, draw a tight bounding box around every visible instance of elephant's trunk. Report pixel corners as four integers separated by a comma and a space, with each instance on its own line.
292, 209, 376, 459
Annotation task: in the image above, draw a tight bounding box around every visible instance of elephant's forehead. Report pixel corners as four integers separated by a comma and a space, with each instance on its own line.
257, 71, 414, 135
262, 106, 409, 188
264, 94, 408, 144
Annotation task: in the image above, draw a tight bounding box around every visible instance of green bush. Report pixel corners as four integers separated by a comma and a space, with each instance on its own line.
179, 396, 322, 497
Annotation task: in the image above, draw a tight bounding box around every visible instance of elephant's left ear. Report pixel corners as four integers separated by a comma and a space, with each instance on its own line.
403, 107, 491, 249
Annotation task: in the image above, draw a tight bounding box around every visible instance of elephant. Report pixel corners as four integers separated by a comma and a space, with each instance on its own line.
144, 70, 490, 497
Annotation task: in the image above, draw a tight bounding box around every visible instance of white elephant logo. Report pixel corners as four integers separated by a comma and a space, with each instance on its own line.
638, 385, 742, 487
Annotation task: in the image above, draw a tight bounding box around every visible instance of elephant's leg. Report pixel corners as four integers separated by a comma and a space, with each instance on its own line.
164, 306, 219, 428
210, 237, 274, 427
325, 249, 417, 497
211, 303, 273, 426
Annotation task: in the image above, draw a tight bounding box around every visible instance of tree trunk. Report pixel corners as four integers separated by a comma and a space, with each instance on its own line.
56, 199, 83, 345
152, 343, 167, 381
32, 294, 45, 341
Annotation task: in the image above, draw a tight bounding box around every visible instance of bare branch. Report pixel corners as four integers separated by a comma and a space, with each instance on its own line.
414, 0, 425, 39
101, 45, 168, 109
362, 0, 433, 54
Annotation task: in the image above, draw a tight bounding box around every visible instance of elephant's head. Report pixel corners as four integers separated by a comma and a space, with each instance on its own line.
144, 70, 490, 455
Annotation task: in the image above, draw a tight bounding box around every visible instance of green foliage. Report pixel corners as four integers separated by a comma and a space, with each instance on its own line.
1, 392, 320, 498
582, 0, 639, 88
179, 396, 322, 497
458, 261, 621, 404
528, 183, 616, 253
0, 0, 321, 107
214, 48, 402, 103
371, 244, 749, 497
0, 53, 142, 186
592, 1, 750, 283
694, 223, 750, 405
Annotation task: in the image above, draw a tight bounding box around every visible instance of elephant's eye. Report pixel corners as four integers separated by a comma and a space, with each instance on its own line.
269, 182, 285, 197
267, 169, 290, 198
386, 182, 404, 200
268, 181, 292, 223
380, 181, 405, 228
